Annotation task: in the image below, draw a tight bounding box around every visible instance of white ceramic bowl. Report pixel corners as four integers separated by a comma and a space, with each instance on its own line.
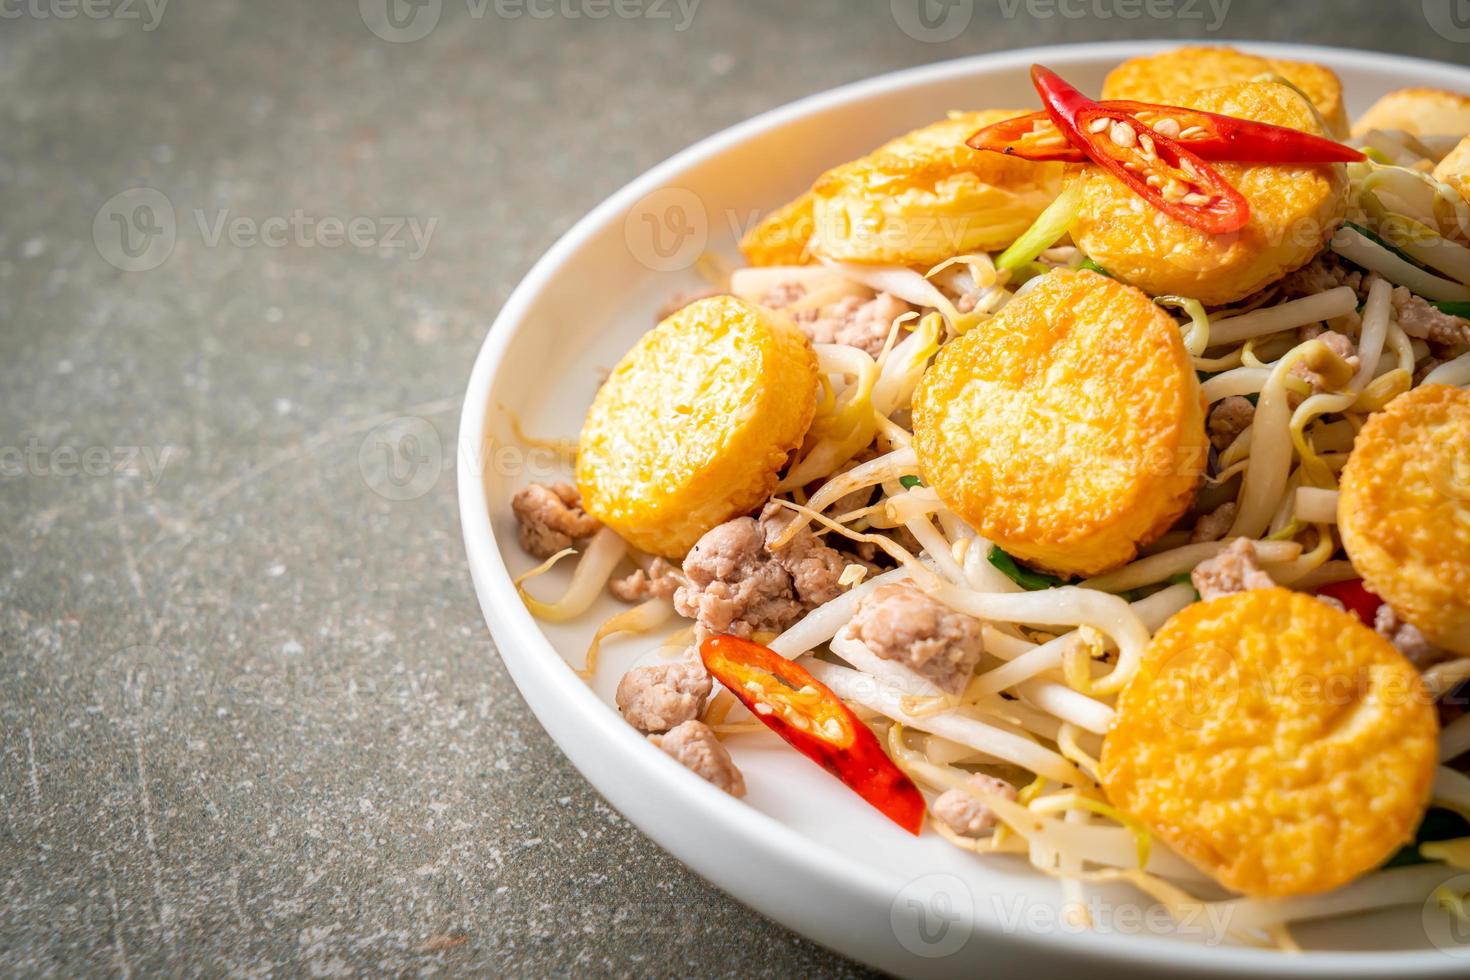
459, 42, 1470, 979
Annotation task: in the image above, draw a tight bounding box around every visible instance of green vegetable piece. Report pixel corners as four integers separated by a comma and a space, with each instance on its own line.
987, 546, 1065, 591
1383, 808, 1470, 868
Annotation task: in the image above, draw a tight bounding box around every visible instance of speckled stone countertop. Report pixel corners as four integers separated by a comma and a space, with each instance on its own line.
0, 1, 1462, 975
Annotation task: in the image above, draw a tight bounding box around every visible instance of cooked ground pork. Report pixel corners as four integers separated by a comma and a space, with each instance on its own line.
1375, 603, 1450, 670
1278, 254, 1368, 301
829, 484, 875, 517
1189, 502, 1238, 544
1207, 396, 1255, 451
760, 280, 807, 310
955, 286, 991, 314
930, 773, 1017, 838
849, 584, 985, 694
674, 517, 802, 638
609, 558, 681, 603
616, 662, 712, 734
1393, 286, 1470, 349
759, 502, 846, 608
510, 481, 602, 558
764, 288, 914, 359
1191, 538, 1277, 601
650, 720, 746, 797
1289, 329, 1359, 393
673, 505, 848, 637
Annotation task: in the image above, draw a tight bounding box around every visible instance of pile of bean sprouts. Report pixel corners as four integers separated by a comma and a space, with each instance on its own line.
516, 151, 1470, 949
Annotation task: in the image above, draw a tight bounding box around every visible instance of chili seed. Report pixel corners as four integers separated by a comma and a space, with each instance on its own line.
1088, 117, 1111, 134
1109, 121, 1137, 148
1152, 117, 1182, 138
1138, 133, 1156, 159
1180, 125, 1206, 139
1182, 193, 1212, 206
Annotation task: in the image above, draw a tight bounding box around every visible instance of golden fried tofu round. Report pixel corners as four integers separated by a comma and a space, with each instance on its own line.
1100, 587, 1438, 898
1071, 81, 1350, 307
1101, 47, 1349, 138
576, 296, 818, 558
1352, 87, 1470, 138
1339, 384, 1470, 655
739, 192, 816, 266
911, 269, 1207, 577
1433, 135, 1470, 205
809, 111, 1064, 266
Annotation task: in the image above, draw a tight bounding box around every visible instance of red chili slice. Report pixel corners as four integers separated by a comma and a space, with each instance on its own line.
1315, 579, 1384, 628
699, 634, 925, 834
1030, 65, 1252, 235
967, 102, 1364, 165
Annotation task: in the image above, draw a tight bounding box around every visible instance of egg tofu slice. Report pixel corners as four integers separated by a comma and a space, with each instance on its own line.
911, 269, 1207, 578
1339, 383, 1470, 655
739, 192, 818, 267
1353, 87, 1470, 139
1102, 46, 1349, 138
1100, 587, 1438, 898
1071, 81, 1350, 307
1433, 135, 1470, 206
576, 296, 819, 558
809, 111, 1065, 267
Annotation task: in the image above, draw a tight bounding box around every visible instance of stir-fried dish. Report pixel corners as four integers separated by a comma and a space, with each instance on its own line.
507, 47, 1470, 947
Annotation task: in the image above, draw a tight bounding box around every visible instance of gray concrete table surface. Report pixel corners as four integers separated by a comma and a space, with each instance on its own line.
0, 0, 1464, 975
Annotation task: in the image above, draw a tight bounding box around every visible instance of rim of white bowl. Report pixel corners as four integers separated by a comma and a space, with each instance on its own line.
459, 40, 1470, 978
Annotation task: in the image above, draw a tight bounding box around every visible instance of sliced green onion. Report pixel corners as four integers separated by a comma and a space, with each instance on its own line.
1332, 224, 1470, 302
1343, 220, 1428, 272
1164, 572, 1200, 601
1384, 808, 1470, 868
1432, 300, 1470, 319
1120, 573, 1200, 604
996, 183, 1081, 273
898, 475, 924, 489
987, 546, 1065, 591
1078, 257, 1113, 278
1358, 206, 1470, 286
